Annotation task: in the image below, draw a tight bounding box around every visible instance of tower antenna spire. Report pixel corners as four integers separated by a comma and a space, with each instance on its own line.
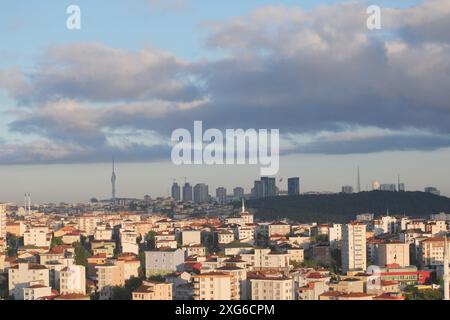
111, 156, 117, 205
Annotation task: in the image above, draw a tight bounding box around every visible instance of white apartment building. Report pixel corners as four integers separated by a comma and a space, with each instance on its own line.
60, 265, 86, 295
419, 237, 450, 267
9, 263, 50, 300
241, 249, 290, 270
377, 242, 410, 267
94, 224, 113, 241
77, 215, 101, 236
192, 272, 232, 300
217, 231, 235, 244
215, 266, 248, 300
268, 222, 291, 237
145, 248, 185, 277
328, 224, 342, 249
249, 273, 293, 300
24, 226, 52, 248
342, 222, 367, 273
181, 230, 201, 246
23, 284, 52, 300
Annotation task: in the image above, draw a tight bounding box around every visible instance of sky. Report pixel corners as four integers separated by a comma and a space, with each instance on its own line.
1, 0, 450, 203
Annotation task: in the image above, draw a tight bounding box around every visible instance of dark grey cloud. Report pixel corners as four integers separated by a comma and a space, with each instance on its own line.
2, 43, 203, 105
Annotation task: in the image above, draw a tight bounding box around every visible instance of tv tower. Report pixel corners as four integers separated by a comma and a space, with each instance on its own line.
111, 157, 117, 204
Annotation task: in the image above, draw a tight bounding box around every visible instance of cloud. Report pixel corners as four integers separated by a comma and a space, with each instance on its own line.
1, 43, 203, 104
1, 1, 450, 164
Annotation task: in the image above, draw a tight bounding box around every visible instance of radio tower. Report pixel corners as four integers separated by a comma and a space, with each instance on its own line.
357, 166, 361, 193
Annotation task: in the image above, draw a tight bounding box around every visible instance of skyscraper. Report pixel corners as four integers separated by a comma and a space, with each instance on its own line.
111, 158, 117, 204
194, 184, 209, 203
261, 177, 276, 198
253, 180, 263, 199
342, 222, 367, 273
341, 185, 354, 194
233, 187, 244, 199
216, 187, 227, 204
253, 177, 277, 198
288, 177, 300, 196
380, 184, 397, 192
425, 187, 441, 196
182, 182, 193, 202
171, 182, 181, 201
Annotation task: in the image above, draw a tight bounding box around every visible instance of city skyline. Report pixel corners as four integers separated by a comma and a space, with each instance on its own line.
1, 154, 447, 204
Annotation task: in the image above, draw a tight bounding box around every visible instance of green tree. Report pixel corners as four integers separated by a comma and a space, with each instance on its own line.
73, 242, 90, 267
404, 285, 443, 300
51, 236, 63, 249
0, 278, 9, 299
112, 277, 143, 300
138, 252, 146, 278
301, 258, 319, 268
145, 231, 157, 249
176, 234, 182, 248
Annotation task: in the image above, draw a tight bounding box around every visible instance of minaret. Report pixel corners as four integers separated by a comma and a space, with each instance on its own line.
27, 193, 31, 216
444, 236, 449, 300
241, 198, 246, 213
111, 157, 117, 204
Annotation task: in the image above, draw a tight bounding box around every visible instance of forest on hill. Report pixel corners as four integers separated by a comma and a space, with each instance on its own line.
244, 191, 450, 223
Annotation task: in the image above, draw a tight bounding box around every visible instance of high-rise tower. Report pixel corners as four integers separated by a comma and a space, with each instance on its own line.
357, 166, 361, 193
111, 157, 117, 204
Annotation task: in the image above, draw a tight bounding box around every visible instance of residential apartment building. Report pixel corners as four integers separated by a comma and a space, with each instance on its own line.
328, 224, 342, 249
24, 225, 52, 248
376, 242, 410, 267
419, 237, 450, 267
241, 249, 290, 270
132, 280, 173, 300
248, 272, 293, 300
60, 265, 86, 295
23, 284, 52, 300
215, 265, 248, 300
181, 230, 201, 246
145, 248, 185, 277
342, 222, 367, 273
95, 263, 125, 300
192, 272, 232, 300
8, 263, 50, 300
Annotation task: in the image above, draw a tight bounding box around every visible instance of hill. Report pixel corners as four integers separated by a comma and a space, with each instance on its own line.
245, 191, 450, 223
